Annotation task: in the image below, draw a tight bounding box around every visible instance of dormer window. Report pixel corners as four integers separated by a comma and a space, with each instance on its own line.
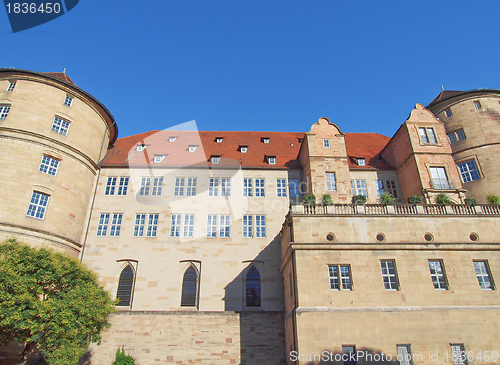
261, 138, 270, 144
240, 146, 248, 153
216, 137, 223, 143
154, 155, 165, 163
168, 137, 177, 143
323, 139, 331, 148
188, 145, 198, 152
136, 144, 146, 152
64, 95, 73, 107
357, 158, 365, 166
210, 156, 220, 164
268, 156, 276, 165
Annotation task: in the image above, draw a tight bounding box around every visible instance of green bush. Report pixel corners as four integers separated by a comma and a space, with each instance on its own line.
487, 194, 500, 205
321, 194, 333, 205
464, 197, 477, 205
352, 195, 367, 204
302, 194, 316, 205
113, 348, 135, 365
380, 192, 396, 204
407, 195, 423, 204
435, 193, 451, 205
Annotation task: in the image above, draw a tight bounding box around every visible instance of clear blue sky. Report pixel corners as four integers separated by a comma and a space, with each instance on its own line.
2, 1, 499, 139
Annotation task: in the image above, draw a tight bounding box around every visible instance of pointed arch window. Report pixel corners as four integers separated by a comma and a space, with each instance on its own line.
246, 267, 261, 306
116, 265, 135, 306
181, 266, 199, 307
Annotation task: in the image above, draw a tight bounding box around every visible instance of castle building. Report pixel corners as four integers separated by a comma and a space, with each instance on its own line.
0, 69, 499, 365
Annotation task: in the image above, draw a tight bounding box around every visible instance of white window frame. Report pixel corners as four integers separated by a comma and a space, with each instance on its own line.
268, 156, 276, 165
188, 145, 197, 152
183, 214, 194, 238
255, 215, 266, 238
240, 146, 248, 153
380, 260, 399, 291
429, 167, 450, 189
64, 95, 73, 107
357, 158, 365, 166
140, 177, 151, 195
255, 179, 265, 197
206, 214, 217, 238
136, 144, 146, 152
51, 117, 70, 136
352, 179, 367, 197
117, 177, 129, 195
216, 137, 223, 143
474, 261, 494, 290
457, 160, 480, 183
262, 138, 269, 144
26, 191, 50, 220
210, 156, 220, 164
7, 82, 16, 91
326, 173, 337, 192
169, 136, 177, 142
428, 260, 448, 290
221, 178, 231, 196
323, 139, 330, 148
473, 100, 482, 110
328, 265, 352, 291
170, 214, 181, 237
243, 215, 253, 238
419, 127, 437, 144
244, 178, 253, 197
289, 179, 299, 199
146, 213, 159, 237
39, 155, 60, 176
154, 155, 165, 163
450, 343, 468, 365
109, 213, 123, 237
219, 214, 230, 238
209, 178, 219, 196
96, 213, 110, 236
0, 105, 11, 120
174, 177, 185, 196
152, 177, 163, 196
133, 214, 146, 237
187, 178, 197, 196
277, 179, 287, 197
105, 177, 117, 195
397, 344, 414, 365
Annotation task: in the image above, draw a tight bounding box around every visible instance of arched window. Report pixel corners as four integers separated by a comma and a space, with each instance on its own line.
181, 266, 198, 307
246, 266, 261, 306
116, 265, 135, 306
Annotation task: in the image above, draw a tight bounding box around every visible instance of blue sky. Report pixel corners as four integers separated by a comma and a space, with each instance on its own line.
2, 1, 500, 139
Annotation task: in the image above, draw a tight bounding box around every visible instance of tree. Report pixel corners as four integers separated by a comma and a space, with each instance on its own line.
0, 240, 115, 365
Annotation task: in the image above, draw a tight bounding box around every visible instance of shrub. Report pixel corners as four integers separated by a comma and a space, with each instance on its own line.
352, 195, 367, 204
321, 194, 333, 205
407, 195, 423, 204
302, 194, 316, 205
435, 193, 451, 205
487, 194, 500, 205
380, 192, 396, 204
464, 197, 477, 205
113, 348, 135, 365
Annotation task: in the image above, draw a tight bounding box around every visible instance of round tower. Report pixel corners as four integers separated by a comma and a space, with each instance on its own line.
427, 89, 500, 203
0, 69, 117, 256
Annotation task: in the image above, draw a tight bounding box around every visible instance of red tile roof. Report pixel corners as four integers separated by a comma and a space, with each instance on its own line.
344, 133, 393, 170
43, 72, 76, 86
427, 90, 464, 107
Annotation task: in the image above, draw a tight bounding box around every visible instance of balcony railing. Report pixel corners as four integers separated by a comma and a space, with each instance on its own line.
295, 203, 500, 216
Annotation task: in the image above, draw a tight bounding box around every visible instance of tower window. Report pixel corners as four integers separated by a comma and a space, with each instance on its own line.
6, 81, 16, 91
64, 95, 73, 107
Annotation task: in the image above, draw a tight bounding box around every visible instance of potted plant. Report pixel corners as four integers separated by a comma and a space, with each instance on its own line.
487, 194, 500, 205
321, 194, 333, 205
302, 194, 316, 205
407, 195, 423, 204
435, 193, 451, 205
380, 192, 396, 205
351, 195, 367, 204
464, 197, 477, 205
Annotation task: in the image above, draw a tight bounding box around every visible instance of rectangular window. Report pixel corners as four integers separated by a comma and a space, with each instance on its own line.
342, 346, 356, 365
220, 214, 230, 238
474, 100, 482, 110
352, 180, 367, 197
444, 108, 453, 117
381, 260, 399, 290
262, 137, 269, 143
209, 178, 219, 196
174, 178, 185, 196
419, 127, 437, 144
216, 137, 223, 143
386, 180, 398, 198
146, 213, 159, 237
152, 177, 163, 196
255, 179, 265, 197
170, 214, 181, 237
397, 344, 414, 365
240, 146, 247, 153
188, 145, 197, 152
450, 343, 468, 365
244, 178, 253, 197
268, 156, 276, 165
105, 177, 117, 195
183, 214, 194, 238
6, 82, 16, 91
187, 178, 197, 196
243, 215, 253, 238
207, 214, 217, 238
136, 144, 146, 152
96, 213, 110, 236
26, 191, 50, 219
140, 177, 151, 195
289, 179, 299, 198
448, 129, 466, 144
0, 105, 11, 119
357, 158, 365, 166
109, 213, 123, 237
51, 117, 70, 136
458, 160, 480, 182
39, 155, 60, 176
117, 177, 129, 195
277, 179, 287, 197
328, 265, 351, 291
210, 156, 220, 164
154, 155, 165, 163
255, 215, 266, 238
221, 178, 231, 196
64, 95, 73, 107
430, 167, 450, 189
329, 265, 339, 290
169, 136, 177, 142
428, 260, 448, 290
133, 214, 146, 237
326, 173, 337, 191
323, 139, 331, 148
375, 180, 384, 199
474, 261, 494, 290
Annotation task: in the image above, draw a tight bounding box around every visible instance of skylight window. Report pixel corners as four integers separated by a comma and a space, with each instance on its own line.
216, 137, 223, 143
240, 146, 248, 153
154, 155, 165, 163
188, 145, 198, 152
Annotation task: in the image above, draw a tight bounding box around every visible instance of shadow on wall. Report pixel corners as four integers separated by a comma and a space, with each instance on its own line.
304, 348, 402, 365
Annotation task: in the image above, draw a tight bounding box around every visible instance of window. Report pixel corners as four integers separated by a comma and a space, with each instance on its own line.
380, 260, 399, 290
152, 177, 163, 196
136, 144, 146, 152
244, 178, 253, 197
209, 178, 219, 196
170, 214, 181, 237
326, 173, 337, 191
174, 178, 185, 196
357, 158, 365, 166
419, 127, 437, 144
448, 129, 466, 144
187, 178, 197, 196
26, 192, 50, 219
188, 145, 197, 152
240, 146, 248, 153
153, 155, 165, 163
268, 156, 276, 165
133, 214, 146, 237
444, 108, 452, 117
323, 139, 331, 148
64, 95, 73, 107
342, 346, 356, 365
473, 100, 482, 110
255, 179, 265, 197
289, 179, 299, 198
397, 344, 414, 365
181, 266, 199, 307
140, 177, 151, 195
146, 214, 159, 237
375, 180, 384, 199
210, 156, 220, 164
430, 167, 450, 189
116, 265, 135, 306
216, 137, 223, 143
168, 136, 177, 142
219, 214, 230, 238
117, 177, 129, 195
51, 117, 70, 136
351, 180, 367, 197
6, 82, 16, 91
246, 267, 261, 306
261, 137, 269, 143
0, 105, 10, 119
255, 215, 266, 238
206, 214, 230, 238
474, 261, 494, 290
450, 343, 468, 365
458, 160, 480, 182
105, 177, 117, 195
96, 213, 110, 236
329, 265, 352, 291
39, 155, 60, 176
183, 214, 194, 238
376, 180, 398, 199
243, 215, 253, 238
110, 214, 123, 237
169, 214, 195, 238
207, 214, 217, 238
221, 178, 231, 196
277, 179, 287, 197
428, 260, 448, 290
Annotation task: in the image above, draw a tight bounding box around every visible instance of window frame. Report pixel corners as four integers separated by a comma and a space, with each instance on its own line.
447, 129, 466, 144
418, 126, 438, 144
255, 178, 265, 197
39, 155, 60, 176
133, 214, 146, 237
152, 177, 163, 196
146, 213, 159, 237
210, 155, 220, 164
473, 260, 495, 290
351, 179, 367, 197
181, 265, 199, 308
243, 178, 253, 197
221, 178, 231, 197
109, 213, 123, 237
116, 264, 135, 307
6, 81, 16, 91
186, 177, 197, 196
289, 179, 299, 199
428, 260, 448, 290
243, 215, 253, 238
96, 213, 110, 236
246, 266, 261, 307
117, 177, 129, 195
64, 95, 73, 107
473, 100, 482, 110
429, 166, 451, 190
209, 178, 219, 197
153, 155, 165, 163
26, 191, 50, 220
188, 145, 197, 152
268, 156, 276, 165
255, 215, 266, 238
326, 172, 337, 192
444, 108, 452, 117
0, 105, 11, 120
139, 177, 151, 195
380, 260, 399, 291
457, 159, 481, 183
323, 139, 331, 148
397, 344, 414, 365
276, 179, 287, 197
105, 177, 117, 196
450, 343, 468, 365
51, 116, 70, 136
